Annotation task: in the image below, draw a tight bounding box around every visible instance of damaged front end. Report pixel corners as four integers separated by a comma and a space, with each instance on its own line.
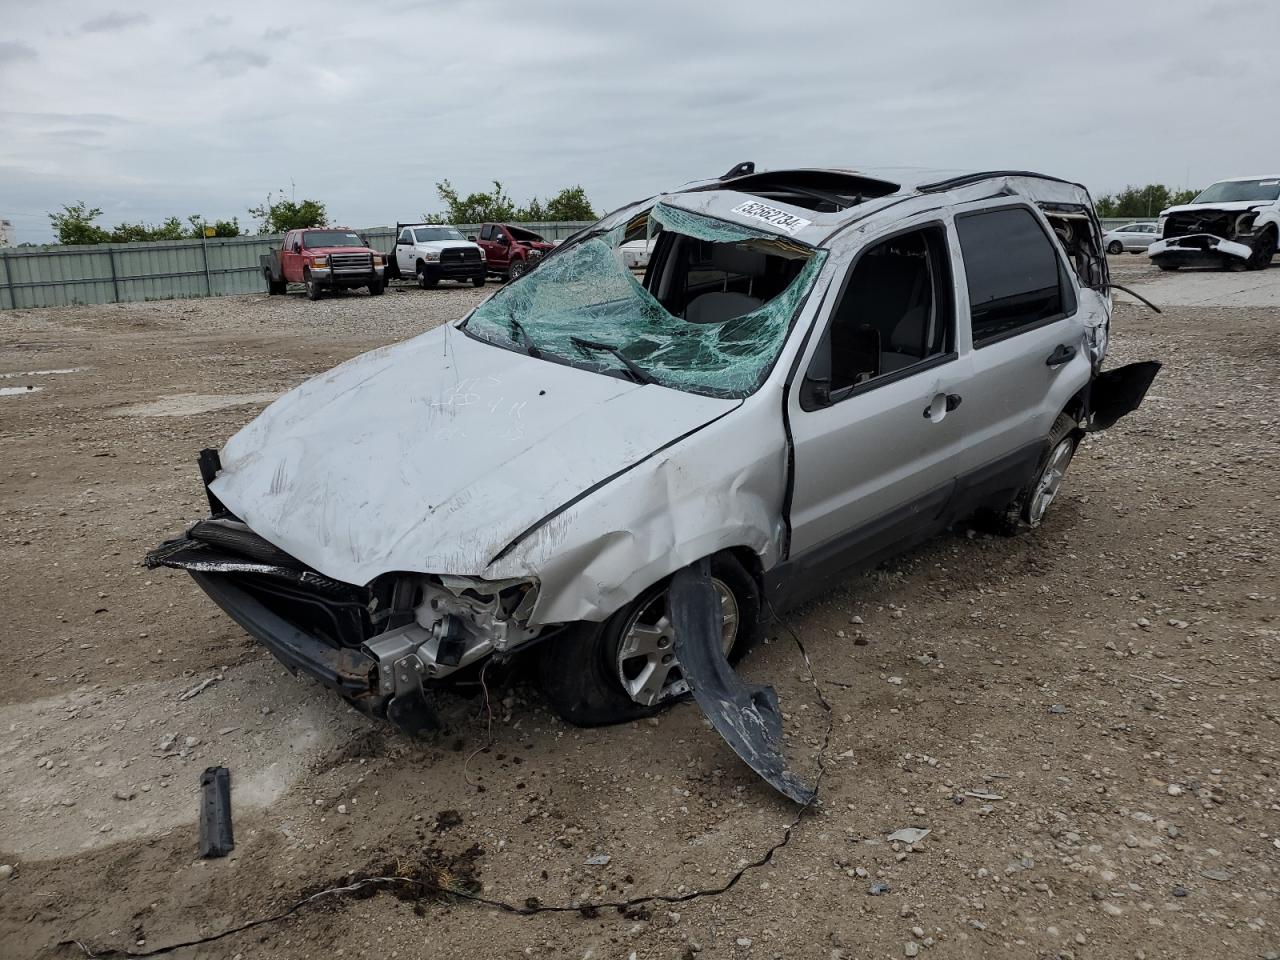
1149, 182, 1279, 271
146, 463, 546, 733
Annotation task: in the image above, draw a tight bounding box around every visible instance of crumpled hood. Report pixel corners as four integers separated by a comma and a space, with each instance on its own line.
210, 325, 736, 586
1161, 200, 1271, 216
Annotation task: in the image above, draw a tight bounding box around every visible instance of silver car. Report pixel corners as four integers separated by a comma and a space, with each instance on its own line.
1103, 222, 1159, 253
149, 166, 1158, 783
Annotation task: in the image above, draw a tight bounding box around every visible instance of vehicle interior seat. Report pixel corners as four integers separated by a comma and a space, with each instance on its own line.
683, 244, 766, 323
829, 244, 933, 384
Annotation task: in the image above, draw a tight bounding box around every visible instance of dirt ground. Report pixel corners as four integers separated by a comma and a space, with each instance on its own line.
0, 259, 1276, 960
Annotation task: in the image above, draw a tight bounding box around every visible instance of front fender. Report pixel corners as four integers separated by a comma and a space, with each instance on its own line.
486, 402, 787, 625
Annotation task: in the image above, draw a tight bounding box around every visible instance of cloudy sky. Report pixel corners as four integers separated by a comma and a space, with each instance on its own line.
1, 0, 1276, 242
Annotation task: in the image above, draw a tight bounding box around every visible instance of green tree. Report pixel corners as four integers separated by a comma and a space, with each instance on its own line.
428, 180, 598, 224
541, 185, 596, 222
249, 191, 328, 233
1096, 184, 1199, 219
428, 179, 517, 224
186, 215, 241, 238
49, 202, 111, 245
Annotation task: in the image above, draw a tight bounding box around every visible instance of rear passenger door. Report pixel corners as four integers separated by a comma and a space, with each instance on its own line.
946, 203, 1091, 502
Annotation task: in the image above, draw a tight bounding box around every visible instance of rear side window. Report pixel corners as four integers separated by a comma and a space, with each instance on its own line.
956, 207, 1066, 346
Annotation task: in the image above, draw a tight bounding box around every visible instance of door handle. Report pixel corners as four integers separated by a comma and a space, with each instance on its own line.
923, 394, 962, 420
1046, 344, 1077, 367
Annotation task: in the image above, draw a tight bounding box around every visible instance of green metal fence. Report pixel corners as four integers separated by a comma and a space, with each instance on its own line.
0, 221, 592, 310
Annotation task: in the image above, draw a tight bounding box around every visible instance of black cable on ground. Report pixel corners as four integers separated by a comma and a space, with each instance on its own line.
64, 607, 833, 958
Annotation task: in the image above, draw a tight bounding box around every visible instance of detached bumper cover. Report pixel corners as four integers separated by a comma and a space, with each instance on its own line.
1148, 234, 1252, 264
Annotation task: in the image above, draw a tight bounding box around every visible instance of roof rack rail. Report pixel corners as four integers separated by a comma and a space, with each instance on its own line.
917, 170, 1073, 193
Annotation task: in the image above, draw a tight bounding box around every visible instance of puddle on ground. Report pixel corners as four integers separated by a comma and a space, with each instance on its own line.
0, 386, 43, 397
0, 367, 87, 379
112, 392, 280, 417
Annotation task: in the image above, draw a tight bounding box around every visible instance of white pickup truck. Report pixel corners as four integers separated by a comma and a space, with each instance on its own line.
1148, 176, 1280, 271
386, 223, 487, 288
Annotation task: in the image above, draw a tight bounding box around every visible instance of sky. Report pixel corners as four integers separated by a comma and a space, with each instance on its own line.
1, 0, 1276, 243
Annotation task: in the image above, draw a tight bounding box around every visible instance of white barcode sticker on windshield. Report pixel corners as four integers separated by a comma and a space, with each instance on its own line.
730, 201, 812, 236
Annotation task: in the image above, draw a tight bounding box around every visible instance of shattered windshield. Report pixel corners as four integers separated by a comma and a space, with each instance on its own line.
1193, 179, 1280, 203
462, 203, 827, 397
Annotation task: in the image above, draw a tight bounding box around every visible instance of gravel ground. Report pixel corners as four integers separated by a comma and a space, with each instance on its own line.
0, 259, 1276, 959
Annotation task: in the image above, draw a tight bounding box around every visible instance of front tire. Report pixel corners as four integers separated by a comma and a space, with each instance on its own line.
507, 259, 528, 282
304, 270, 322, 300
537, 554, 760, 726
472, 276, 486, 288
1246, 229, 1277, 271
1106, 240, 1123, 255
417, 263, 438, 289
368, 279, 384, 296
1157, 263, 1180, 271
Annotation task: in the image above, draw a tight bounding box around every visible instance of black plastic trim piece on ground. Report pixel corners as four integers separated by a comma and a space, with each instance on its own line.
198, 767, 234, 859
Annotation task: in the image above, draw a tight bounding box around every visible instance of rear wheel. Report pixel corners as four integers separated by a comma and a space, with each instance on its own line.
537, 554, 760, 726
981, 412, 1080, 535
1157, 263, 1180, 271
1106, 240, 1123, 255
304, 269, 322, 300
1020, 412, 1080, 528
368, 279, 384, 296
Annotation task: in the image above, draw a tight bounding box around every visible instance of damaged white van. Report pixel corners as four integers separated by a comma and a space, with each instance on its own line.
149, 166, 1158, 754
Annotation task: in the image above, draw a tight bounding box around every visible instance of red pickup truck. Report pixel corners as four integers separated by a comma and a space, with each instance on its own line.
261, 228, 386, 300
472, 223, 556, 281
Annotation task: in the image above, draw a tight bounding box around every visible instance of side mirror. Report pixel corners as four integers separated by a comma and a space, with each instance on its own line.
802, 375, 833, 408
291, 242, 301, 253
466, 235, 476, 242
496, 235, 509, 246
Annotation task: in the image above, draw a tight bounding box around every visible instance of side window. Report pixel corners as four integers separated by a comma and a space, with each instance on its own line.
820, 225, 955, 395
480, 224, 493, 241
399, 229, 413, 244
955, 207, 1066, 346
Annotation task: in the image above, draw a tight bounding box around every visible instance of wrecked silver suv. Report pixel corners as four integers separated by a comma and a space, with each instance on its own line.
149, 166, 1158, 788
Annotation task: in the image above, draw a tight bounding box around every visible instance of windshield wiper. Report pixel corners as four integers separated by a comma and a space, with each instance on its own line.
569, 335, 654, 385
508, 316, 542, 358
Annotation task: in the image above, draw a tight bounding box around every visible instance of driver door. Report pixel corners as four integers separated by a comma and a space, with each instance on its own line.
396, 228, 416, 273
787, 220, 972, 578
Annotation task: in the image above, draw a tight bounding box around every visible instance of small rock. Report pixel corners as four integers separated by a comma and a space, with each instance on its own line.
1048, 704, 1069, 715
184, 736, 200, 748
1172, 886, 1188, 898
585, 854, 611, 866
736, 938, 753, 948
0, 864, 13, 880
261, 706, 272, 715
337, 804, 349, 815
849, 615, 863, 624
1199, 867, 1232, 882
158, 733, 176, 751
905, 945, 919, 958
868, 882, 891, 896
887, 677, 904, 686
1166, 784, 1183, 796
113, 789, 135, 801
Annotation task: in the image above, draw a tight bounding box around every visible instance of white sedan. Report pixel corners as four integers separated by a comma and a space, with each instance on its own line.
1103, 222, 1159, 254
